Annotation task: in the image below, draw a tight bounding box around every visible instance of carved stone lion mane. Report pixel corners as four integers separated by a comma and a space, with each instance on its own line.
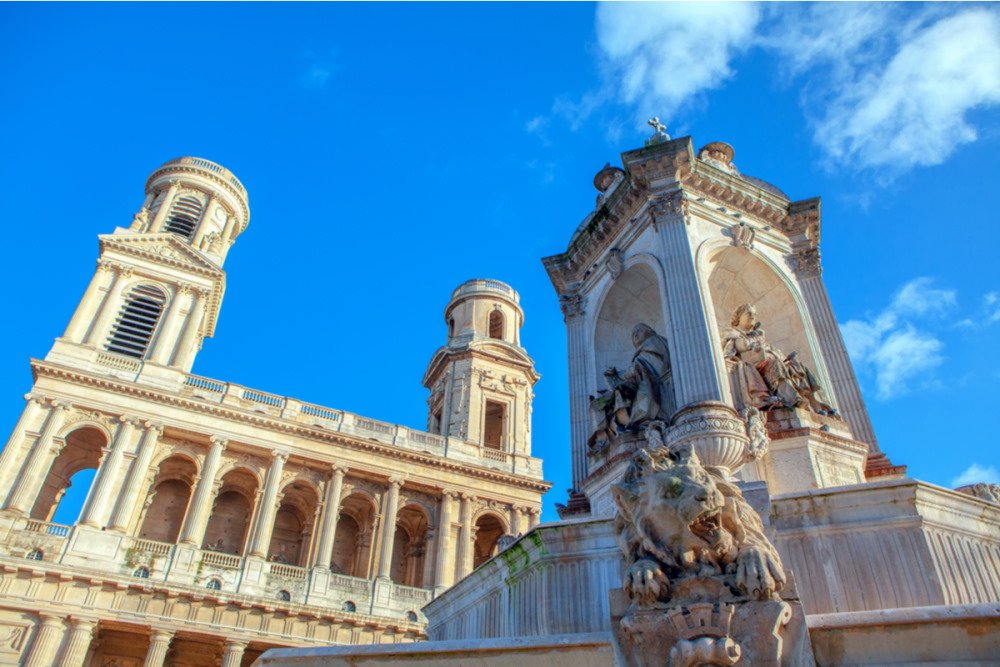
611, 443, 785, 606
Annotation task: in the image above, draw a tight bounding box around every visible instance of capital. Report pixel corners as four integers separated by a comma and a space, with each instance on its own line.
97, 259, 117, 274
119, 414, 142, 426
459, 492, 477, 503
50, 400, 73, 412
558, 292, 586, 322
441, 488, 458, 500
210, 435, 228, 448
25, 393, 47, 406
150, 629, 174, 643
330, 463, 348, 478
273, 450, 290, 463
143, 421, 165, 435
388, 476, 405, 488
177, 283, 194, 296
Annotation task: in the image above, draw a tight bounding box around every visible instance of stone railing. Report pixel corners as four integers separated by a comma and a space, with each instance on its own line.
130, 537, 173, 558
329, 573, 372, 594
178, 373, 543, 479
269, 562, 308, 580
95, 350, 143, 373
201, 551, 242, 569
160, 157, 247, 197
25, 520, 71, 537
393, 583, 433, 605
450, 279, 519, 302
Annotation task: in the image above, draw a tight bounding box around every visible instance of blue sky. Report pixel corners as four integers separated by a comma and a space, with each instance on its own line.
1, 3, 998, 523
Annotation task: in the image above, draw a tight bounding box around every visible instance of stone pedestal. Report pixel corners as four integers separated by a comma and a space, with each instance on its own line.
609, 578, 814, 667
764, 408, 869, 494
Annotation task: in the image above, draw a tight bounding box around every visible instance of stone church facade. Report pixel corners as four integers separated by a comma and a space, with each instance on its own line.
0, 158, 548, 665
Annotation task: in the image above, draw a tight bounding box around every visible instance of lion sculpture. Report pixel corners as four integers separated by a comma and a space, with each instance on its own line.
611, 442, 785, 606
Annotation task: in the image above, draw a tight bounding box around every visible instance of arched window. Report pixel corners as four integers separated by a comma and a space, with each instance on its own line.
488, 310, 504, 340
133, 566, 150, 579
206, 578, 222, 590
163, 195, 203, 240
25, 549, 43, 561
277, 590, 291, 602
406, 611, 418, 622
106, 284, 167, 359
343, 600, 356, 613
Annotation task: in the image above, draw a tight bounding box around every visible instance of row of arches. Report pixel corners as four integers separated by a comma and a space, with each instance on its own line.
30, 429, 511, 589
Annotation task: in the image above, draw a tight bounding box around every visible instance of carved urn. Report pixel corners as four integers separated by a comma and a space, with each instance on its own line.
665, 402, 751, 478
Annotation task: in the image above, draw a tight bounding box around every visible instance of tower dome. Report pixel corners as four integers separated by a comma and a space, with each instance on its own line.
443, 278, 524, 347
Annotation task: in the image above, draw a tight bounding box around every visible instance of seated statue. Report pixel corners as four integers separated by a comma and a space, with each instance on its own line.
722, 304, 836, 416
589, 323, 673, 452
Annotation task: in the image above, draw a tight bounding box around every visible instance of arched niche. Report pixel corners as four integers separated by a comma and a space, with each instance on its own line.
202, 468, 258, 555
472, 512, 507, 570
593, 262, 667, 387
706, 248, 819, 373
269, 480, 319, 567
331, 492, 378, 578
139, 455, 198, 543
390, 505, 429, 588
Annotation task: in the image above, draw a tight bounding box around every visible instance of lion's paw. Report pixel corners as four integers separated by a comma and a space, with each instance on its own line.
624, 558, 669, 605
735, 546, 786, 600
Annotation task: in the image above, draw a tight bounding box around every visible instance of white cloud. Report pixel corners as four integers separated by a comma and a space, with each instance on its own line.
590, 3, 1000, 175
812, 9, 1000, 173
951, 462, 1000, 487
986, 292, 1000, 323
840, 277, 952, 399
595, 2, 761, 123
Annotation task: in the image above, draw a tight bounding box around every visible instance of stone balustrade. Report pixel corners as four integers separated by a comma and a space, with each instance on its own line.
179, 373, 541, 478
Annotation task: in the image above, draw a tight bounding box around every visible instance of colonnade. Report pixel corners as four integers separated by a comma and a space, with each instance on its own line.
20, 615, 249, 667
0, 396, 542, 591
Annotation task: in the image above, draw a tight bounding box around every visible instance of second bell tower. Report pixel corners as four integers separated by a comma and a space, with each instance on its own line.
422, 279, 540, 460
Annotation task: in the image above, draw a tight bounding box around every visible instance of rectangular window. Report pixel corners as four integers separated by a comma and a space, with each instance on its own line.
483, 400, 505, 450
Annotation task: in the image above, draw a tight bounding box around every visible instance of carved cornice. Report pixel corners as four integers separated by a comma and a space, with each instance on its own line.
30, 360, 552, 494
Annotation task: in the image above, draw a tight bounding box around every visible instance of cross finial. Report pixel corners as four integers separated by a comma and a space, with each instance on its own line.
645, 117, 670, 146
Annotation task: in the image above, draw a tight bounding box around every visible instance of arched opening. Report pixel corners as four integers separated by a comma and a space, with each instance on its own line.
31, 426, 106, 522
105, 284, 167, 359
138, 455, 197, 544
594, 263, 669, 389
267, 481, 318, 567
706, 248, 818, 373
488, 310, 505, 340
390, 505, 429, 587
164, 195, 204, 240
473, 513, 506, 570
202, 468, 258, 555
330, 492, 377, 578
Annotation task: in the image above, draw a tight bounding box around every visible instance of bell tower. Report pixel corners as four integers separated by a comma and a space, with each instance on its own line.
422, 279, 540, 460
46, 157, 250, 389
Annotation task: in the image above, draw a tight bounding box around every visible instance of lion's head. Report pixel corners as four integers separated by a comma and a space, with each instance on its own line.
613, 442, 786, 603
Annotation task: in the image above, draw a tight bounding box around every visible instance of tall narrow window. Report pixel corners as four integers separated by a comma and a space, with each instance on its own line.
163, 195, 203, 240
106, 285, 167, 359
484, 400, 505, 450
488, 310, 504, 340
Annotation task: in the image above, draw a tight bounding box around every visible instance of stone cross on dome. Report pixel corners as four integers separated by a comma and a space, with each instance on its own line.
645, 117, 670, 146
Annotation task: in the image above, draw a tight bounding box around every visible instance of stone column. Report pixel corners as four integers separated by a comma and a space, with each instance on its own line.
0, 394, 46, 494
561, 293, 591, 489
313, 464, 347, 569
63, 261, 117, 343
421, 527, 436, 588
527, 507, 541, 530
248, 451, 289, 558
149, 181, 180, 233
84, 266, 130, 347
221, 210, 239, 245
5, 401, 70, 514
455, 493, 475, 580
79, 415, 139, 527
221, 640, 247, 667
142, 629, 173, 667
194, 194, 217, 242
178, 436, 227, 546
172, 288, 207, 371
108, 422, 163, 531
794, 253, 879, 450
23, 614, 65, 667
376, 477, 404, 579
433, 491, 456, 590
511, 506, 526, 536
57, 617, 96, 667
654, 195, 725, 406
149, 284, 192, 365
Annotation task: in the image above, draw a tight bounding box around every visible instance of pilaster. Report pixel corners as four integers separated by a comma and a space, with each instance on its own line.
108, 421, 163, 531
79, 414, 140, 527
4, 401, 71, 515
248, 450, 289, 558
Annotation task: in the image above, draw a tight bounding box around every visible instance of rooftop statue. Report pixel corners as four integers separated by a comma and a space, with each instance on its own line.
588, 323, 674, 452
723, 304, 835, 416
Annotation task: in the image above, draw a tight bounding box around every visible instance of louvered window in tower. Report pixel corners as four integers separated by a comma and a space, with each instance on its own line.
163, 195, 203, 239
105, 285, 167, 359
